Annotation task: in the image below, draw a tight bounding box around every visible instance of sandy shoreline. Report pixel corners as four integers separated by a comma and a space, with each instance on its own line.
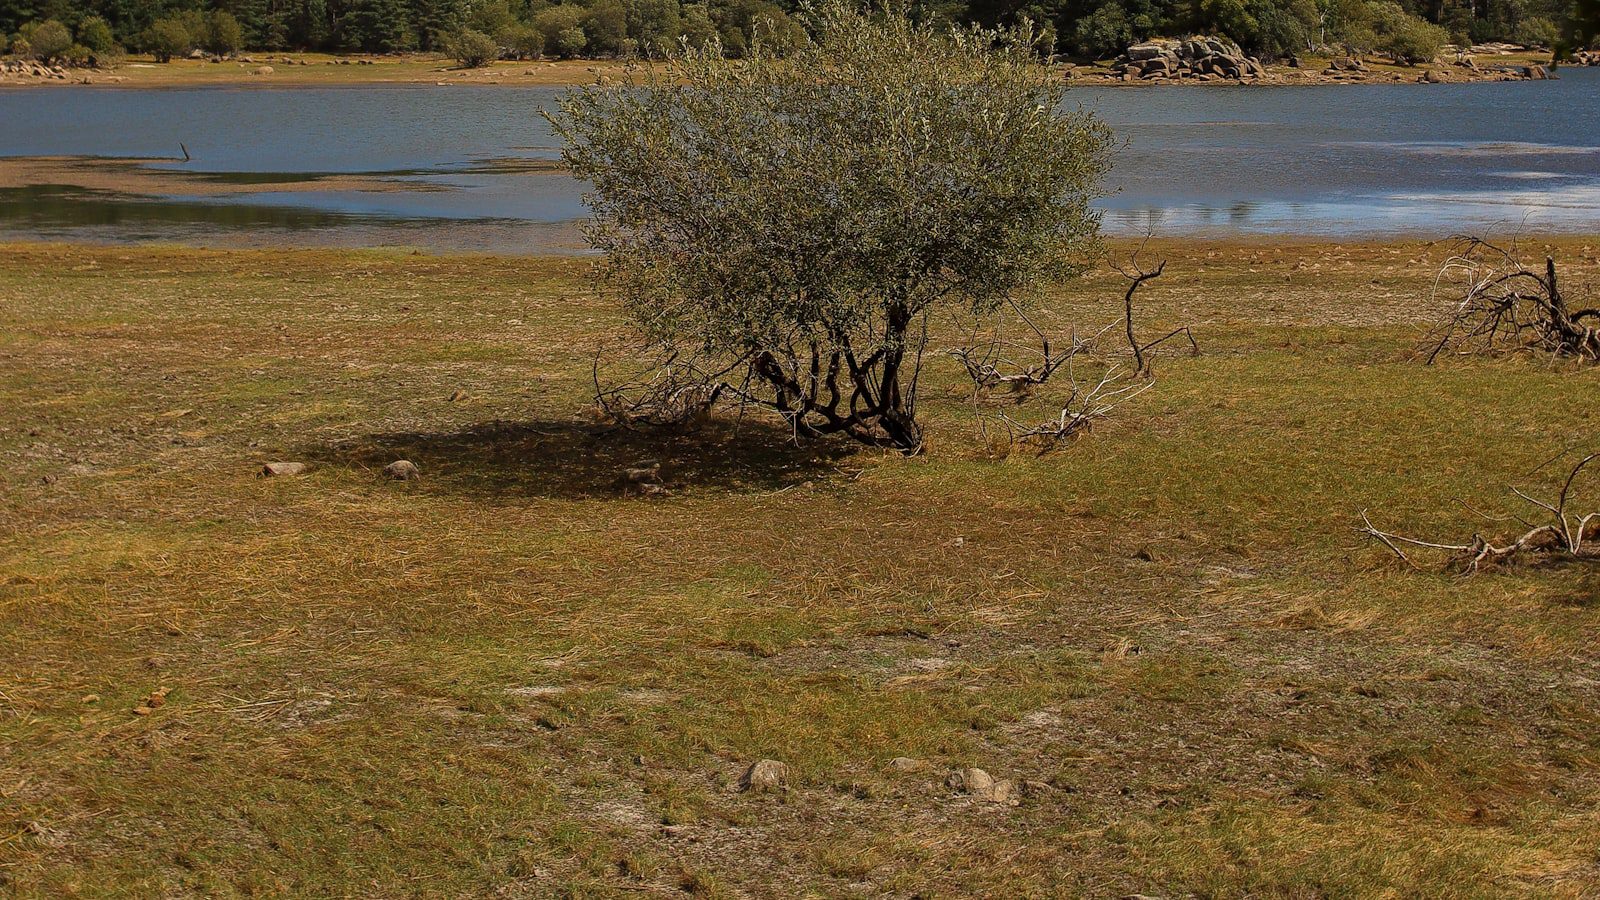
0, 48, 1568, 90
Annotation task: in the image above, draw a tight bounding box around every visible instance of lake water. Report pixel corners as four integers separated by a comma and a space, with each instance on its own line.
2, 69, 1598, 251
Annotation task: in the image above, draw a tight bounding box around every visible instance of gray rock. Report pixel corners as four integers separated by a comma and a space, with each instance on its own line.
888, 756, 926, 772
739, 759, 789, 793
259, 461, 307, 477
947, 767, 1020, 804
383, 460, 420, 481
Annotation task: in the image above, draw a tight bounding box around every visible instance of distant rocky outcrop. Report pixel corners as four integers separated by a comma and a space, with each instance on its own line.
1108, 36, 1266, 82
0, 58, 70, 80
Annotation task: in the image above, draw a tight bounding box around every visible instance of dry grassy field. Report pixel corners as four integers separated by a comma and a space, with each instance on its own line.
4, 238, 1600, 896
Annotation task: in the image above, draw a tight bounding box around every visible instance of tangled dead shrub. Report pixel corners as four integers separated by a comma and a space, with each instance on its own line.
1424, 237, 1600, 364
1361, 451, 1600, 573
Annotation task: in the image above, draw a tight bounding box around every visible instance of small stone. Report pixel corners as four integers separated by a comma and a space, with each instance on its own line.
384, 460, 420, 481
888, 756, 926, 772
738, 759, 789, 793
948, 766, 994, 793
948, 767, 1020, 804
447, 389, 468, 402
81, 694, 99, 704
40, 473, 58, 485
132, 706, 152, 716
259, 461, 307, 477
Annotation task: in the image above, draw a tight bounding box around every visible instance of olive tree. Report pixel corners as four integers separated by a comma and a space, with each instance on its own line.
550, 3, 1112, 453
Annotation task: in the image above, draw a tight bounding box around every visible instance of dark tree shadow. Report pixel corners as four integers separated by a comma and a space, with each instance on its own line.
306, 417, 859, 500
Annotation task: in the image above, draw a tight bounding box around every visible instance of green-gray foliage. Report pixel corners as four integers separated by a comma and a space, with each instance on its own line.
550, 3, 1111, 452
583, 0, 630, 54
1073, 3, 1134, 57
447, 27, 497, 65
140, 17, 191, 62
22, 18, 71, 60
1369, 1, 1445, 62
501, 21, 545, 57
77, 15, 117, 53
534, 5, 588, 57
200, 10, 243, 54
1512, 15, 1556, 47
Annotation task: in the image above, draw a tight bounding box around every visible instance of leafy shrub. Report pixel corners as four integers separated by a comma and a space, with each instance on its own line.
469, 0, 517, 38
77, 15, 117, 53
583, 0, 630, 55
627, 0, 682, 56
448, 28, 498, 66
1073, 3, 1133, 57
1371, 3, 1445, 63
140, 17, 191, 62
200, 10, 243, 55
1512, 16, 1558, 48
23, 19, 71, 61
534, 6, 588, 57
501, 22, 545, 58
678, 2, 718, 49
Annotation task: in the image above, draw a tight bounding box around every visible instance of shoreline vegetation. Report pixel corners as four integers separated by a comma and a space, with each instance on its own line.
0, 43, 1572, 87
6, 236, 1600, 894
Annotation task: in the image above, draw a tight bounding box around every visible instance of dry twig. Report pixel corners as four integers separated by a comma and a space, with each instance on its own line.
1360, 452, 1600, 572
1424, 236, 1600, 364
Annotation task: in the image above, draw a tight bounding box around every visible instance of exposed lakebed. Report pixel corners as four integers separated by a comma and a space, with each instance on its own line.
2, 69, 1597, 251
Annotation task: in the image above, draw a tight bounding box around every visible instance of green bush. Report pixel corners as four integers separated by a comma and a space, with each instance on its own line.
23, 19, 72, 61
583, 0, 630, 55
678, 2, 717, 49
501, 22, 545, 58
198, 10, 241, 54
1370, 3, 1445, 64
534, 6, 588, 57
140, 17, 191, 62
1512, 16, 1558, 48
469, 0, 517, 38
200, 10, 243, 54
1073, 3, 1133, 57
77, 15, 117, 54
627, 0, 682, 56
447, 27, 498, 65
60, 42, 94, 65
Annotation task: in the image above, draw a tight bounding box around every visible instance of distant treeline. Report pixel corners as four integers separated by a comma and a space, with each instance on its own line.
0, 0, 1588, 62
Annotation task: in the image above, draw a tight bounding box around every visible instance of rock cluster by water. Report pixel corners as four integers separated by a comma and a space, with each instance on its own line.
1109, 36, 1267, 82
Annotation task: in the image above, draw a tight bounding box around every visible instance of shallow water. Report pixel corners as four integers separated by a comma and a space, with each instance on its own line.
2, 69, 1597, 251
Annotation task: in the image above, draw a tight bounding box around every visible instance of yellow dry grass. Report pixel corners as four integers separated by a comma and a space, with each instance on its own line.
3, 238, 1600, 896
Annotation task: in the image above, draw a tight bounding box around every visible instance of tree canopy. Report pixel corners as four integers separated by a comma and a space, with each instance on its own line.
551, 3, 1112, 452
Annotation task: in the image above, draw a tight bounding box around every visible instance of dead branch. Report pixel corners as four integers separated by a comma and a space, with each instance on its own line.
947, 324, 1108, 400
1112, 242, 1199, 376
994, 364, 1154, 450
1360, 452, 1600, 573
592, 351, 733, 430
1423, 236, 1600, 364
